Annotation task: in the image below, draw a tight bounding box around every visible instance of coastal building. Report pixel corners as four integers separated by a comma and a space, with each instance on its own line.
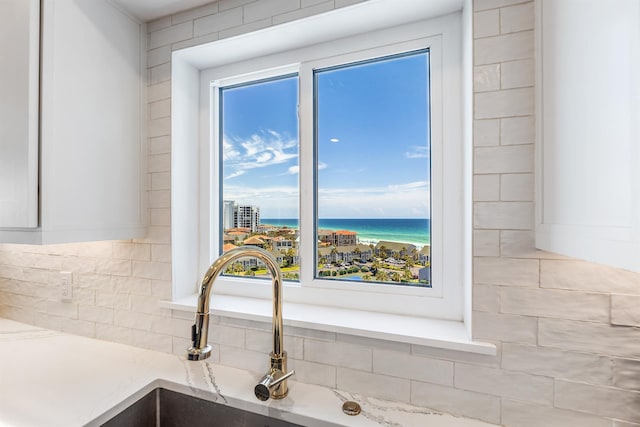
242, 236, 266, 248
419, 245, 431, 264
375, 241, 416, 258
272, 236, 294, 252
418, 267, 431, 282
318, 243, 372, 264
318, 229, 357, 246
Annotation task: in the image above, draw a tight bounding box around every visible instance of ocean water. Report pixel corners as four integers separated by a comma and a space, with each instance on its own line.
261, 218, 430, 247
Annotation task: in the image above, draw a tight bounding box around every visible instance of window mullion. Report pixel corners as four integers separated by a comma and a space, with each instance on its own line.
298, 62, 315, 286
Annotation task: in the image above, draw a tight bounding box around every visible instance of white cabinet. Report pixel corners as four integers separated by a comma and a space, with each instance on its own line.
0, 0, 146, 244
535, 0, 640, 272
0, 0, 39, 229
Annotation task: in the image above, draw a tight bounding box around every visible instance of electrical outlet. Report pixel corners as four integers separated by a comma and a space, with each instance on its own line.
60, 271, 72, 302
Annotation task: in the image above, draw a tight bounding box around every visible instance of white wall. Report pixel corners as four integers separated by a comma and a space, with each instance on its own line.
0, 1, 639, 425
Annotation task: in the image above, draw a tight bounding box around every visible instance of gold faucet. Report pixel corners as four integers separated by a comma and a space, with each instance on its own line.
187, 246, 295, 400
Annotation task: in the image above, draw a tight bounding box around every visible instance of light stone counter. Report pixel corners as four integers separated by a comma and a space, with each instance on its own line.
0, 318, 498, 427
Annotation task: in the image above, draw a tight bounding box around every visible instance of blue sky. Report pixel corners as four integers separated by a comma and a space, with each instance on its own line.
221, 51, 430, 219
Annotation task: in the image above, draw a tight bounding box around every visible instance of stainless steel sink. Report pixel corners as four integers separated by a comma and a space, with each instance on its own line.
98, 387, 304, 427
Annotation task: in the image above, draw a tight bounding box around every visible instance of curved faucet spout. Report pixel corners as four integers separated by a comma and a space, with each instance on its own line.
186, 246, 294, 400
187, 246, 284, 361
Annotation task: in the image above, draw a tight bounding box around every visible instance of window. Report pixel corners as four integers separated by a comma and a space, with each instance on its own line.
217, 51, 433, 288
172, 8, 467, 324
314, 51, 431, 286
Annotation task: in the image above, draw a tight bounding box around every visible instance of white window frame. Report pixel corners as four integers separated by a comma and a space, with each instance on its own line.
197, 14, 462, 321
168, 0, 492, 353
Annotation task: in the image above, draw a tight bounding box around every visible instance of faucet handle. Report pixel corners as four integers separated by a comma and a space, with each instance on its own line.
191, 324, 197, 343
254, 369, 295, 401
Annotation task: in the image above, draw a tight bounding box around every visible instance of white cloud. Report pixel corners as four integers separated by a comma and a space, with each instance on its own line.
224, 130, 298, 179
225, 170, 246, 179
317, 181, 431, 218
405, 145, 429, 159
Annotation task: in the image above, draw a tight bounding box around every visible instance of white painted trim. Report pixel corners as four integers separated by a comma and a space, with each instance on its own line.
194, 14, 463, 320
160, 295, 496, 355
171, 0, 476, 344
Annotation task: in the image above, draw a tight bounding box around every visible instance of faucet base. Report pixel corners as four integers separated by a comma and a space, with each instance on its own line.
269, 351, 289, 400
187, 344, 212, 361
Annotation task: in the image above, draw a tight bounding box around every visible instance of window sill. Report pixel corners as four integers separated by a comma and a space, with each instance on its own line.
160, 294, 496, 356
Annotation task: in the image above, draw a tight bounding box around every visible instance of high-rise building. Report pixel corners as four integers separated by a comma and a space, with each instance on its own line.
222, 200, 235, 230
223, 201, 260, 232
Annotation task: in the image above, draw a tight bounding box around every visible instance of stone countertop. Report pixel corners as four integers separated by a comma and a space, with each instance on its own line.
0, 318, 497, 427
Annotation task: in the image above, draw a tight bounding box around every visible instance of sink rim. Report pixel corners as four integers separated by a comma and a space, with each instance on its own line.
84, 378, 342, 427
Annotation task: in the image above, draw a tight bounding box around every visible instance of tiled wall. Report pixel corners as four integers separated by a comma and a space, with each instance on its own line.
1, 0, 639, 425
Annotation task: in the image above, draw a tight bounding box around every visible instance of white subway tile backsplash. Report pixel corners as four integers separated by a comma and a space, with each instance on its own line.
473, 311, 538, 344
79, 305, 114, 324
474, 202, 534, 230
475, 144, 534, 174
474, 174, 500, 201
614, 358, 640, 391
555, 380, 640, 423
500, 173, 533, 201
210, 323, 246, 348
337, 368, 410, 402
501, 58, 534, 89
171, 3, 219, 25
474, 257, 539, 286
411, 381, 501, 425
474, 119, 500, 146
305, 339, 372, 371
147, 17, 172, 33
500, 2, 534, 34
336, 333, 411, 353
288, 358, 336, 388
147, 46, 171, 68
539, 319, 640, 358
273, 2, 334, 25
456, 363, 553, 405
219, 0, 255, 12
500, 287, 610, 322
475, 31, 534, 65
502, 343, 613, 385
502, 399, 612, 427
474, 0, 530, 11
541, 260, 640, 294
219, 345, 268, 374
149, 21, 193, 49
611, 294, 640, 327
500, 116, 534, 145
614, 420, 640, 427
473, 230, 500, 256
194, 7, 243, 37
219, 18, 272, 39
244, 0, 300, 23
474, 64, 501, 92
334, 0, 366, 8
244, 328, 304, 359
474, 9, 500, 39
475, 87, 534, 119
150, 99, 171, 120
373, 349, 454, 386
473, 284, 500, 312
148, 117, 171, 138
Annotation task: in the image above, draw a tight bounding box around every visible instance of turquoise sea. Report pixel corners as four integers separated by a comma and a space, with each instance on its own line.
261, 218, 430, 247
